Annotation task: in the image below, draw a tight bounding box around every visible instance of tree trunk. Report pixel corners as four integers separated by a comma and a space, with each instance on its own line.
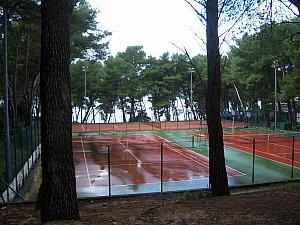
120, 98, 127, 122
39, 0, 80, 222
206, 0, 229, 196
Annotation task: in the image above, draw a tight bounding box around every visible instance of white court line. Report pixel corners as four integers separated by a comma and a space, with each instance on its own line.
80, 136, 92, 187
118, 140, 142, 166
225, 141, 300, 169
144, 134, 245, 176
113, 124, 120, 130
144, 134, 209, 168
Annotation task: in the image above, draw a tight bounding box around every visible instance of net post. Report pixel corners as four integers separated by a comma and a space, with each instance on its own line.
108, 145, 111, 196
291, 136, 295, 179
160, 142, 163, 193
252, 138, 256, 183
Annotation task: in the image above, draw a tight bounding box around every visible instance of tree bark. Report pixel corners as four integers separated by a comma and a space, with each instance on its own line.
39, 0, 80, 222
206, 0, 229, 196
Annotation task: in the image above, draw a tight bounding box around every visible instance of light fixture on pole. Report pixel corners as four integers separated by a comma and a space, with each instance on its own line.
188, 68, 195, 118
271, 60, 279, 130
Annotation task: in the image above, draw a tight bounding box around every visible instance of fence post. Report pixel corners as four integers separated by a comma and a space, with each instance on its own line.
3, 140, 8, 201
160, 142, 163, 193
30, 125, 34, 165
13, 136, 18, 192
108, 145, 111, 196
252, 138, 256, 183
25, 128, 29, 172
192, 136, 195, 148
34, 122, 37, 161
20, 131, 25, 185
291, 136, 295, 179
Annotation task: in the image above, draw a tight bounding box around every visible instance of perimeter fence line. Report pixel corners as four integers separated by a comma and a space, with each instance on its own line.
75, 134, 300, 197
0, 121, 41, 202
72, 119, 248, 133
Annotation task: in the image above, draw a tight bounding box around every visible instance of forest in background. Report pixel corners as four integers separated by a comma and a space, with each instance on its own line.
1, 0, 300, 137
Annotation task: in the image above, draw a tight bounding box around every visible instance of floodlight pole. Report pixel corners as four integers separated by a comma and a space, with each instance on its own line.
188, 68, 194, 118
82, 65, 88, 121
271, 60, 279, 130
2, 0, 11, 184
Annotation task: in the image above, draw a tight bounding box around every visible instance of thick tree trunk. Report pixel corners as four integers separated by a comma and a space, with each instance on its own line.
39, 0, 80, 222
206, 0, 229, 196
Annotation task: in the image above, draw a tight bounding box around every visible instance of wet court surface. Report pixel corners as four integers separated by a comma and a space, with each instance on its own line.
72, 134, 243, 197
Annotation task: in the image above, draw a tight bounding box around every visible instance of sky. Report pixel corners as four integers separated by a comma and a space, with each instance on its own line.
89, 0, 205, 58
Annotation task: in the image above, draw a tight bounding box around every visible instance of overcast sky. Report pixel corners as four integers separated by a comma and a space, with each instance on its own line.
89, 0, 205, 58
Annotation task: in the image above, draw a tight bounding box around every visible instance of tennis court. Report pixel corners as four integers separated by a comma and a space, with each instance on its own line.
72, 120, 300, 197
193, 130, 300, 169
72, 133, 242, 197
72, 119, 247, 133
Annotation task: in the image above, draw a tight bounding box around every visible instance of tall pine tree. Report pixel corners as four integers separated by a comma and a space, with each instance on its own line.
39, 0, 80, 222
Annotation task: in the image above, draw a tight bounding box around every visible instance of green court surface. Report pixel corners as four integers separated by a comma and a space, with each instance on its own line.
73, 128, 300, 197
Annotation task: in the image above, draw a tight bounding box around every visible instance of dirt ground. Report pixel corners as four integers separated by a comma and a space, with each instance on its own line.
1, 187, 300, 225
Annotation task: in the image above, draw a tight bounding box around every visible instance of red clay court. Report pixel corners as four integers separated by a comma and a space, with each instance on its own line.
72, 133, 243, 196
72, 119, 246, 133
194, 130, 300, 169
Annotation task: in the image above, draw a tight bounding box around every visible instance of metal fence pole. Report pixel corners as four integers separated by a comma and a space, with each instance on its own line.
13, 136, 17, 192
108, 145, 111, 196
20, 131, 25, 184
30, 125, 34, 165
34, 122, 37, 161
252, 138, 256, 183
192, 136, 195, 148
3, 140, 9, 201
99, 113, 101, 132
25, 128, 29, 172
160, 142, 163, 193
291, 136, 295, 179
